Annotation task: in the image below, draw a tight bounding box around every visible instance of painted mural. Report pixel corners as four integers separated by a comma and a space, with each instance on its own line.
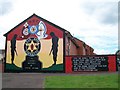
6, 15, 64, 72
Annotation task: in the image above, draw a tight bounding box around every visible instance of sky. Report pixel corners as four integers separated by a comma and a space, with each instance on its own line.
0, 0, 119, 54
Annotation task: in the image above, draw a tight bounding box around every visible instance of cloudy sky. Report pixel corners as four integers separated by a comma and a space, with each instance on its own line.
0, 0, 119, 54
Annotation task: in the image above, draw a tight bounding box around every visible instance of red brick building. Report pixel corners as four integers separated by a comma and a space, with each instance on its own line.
65, 31, 94, 56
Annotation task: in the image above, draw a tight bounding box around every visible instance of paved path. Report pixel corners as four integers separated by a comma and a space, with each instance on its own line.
2, 73, 45, 88
2, 72, 118, 88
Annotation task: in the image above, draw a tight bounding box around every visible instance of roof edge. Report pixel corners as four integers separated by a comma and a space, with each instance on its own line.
3, 13, 67, 37
3, 13, 35, 37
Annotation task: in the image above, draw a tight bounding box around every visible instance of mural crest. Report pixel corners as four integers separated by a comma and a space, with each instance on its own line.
22, 21, 48, 39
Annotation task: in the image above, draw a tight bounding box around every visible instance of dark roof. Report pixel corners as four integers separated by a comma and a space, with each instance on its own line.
116, 50, 120, 55
4, 13, 67, 37
74, 37, 84, 43
74, 37, 94, 50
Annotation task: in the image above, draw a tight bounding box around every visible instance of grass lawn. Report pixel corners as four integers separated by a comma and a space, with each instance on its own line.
45, 74, 118, 88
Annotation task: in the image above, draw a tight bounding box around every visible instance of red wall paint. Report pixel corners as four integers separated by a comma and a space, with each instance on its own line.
65, 57, 72, 73
108, 56, 116, 72
7, 16, 63, 41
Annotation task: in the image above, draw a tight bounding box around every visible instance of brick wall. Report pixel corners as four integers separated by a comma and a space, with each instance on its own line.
65, 36, 78, 55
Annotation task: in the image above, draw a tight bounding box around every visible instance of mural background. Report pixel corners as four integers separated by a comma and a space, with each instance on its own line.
5, 15, 64, 71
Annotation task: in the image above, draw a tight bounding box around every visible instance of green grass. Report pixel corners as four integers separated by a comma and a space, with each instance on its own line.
45, 74, 118, 88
